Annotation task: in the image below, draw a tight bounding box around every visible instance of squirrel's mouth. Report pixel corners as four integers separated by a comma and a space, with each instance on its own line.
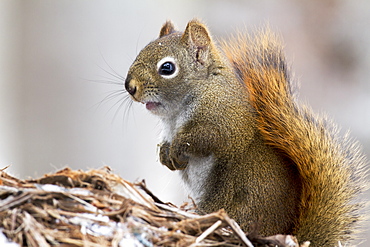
145, 101, 162, 111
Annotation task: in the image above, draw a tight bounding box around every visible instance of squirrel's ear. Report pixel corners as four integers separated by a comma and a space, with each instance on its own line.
159, 21, 176, 38
181, 19, 212, 64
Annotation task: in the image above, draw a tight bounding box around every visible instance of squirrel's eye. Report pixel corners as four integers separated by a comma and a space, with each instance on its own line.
157, 57, 179, 79
159, 62, 175, 75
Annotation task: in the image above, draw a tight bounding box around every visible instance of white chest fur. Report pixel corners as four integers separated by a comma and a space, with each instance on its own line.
159, 105, 215, 202
159, 104, 192, 143
179, 155, 214, 202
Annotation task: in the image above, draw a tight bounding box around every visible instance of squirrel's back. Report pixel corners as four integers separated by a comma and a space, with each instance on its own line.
222, 29, 368, 246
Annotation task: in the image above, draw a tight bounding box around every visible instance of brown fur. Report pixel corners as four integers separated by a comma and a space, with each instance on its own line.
222, 30, 368, 246
125, 19, 368, 246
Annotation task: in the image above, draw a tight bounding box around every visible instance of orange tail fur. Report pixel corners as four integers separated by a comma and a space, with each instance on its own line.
221, 29, 368, 246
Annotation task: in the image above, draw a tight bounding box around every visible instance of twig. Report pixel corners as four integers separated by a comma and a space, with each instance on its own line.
136, 180, 165, 204
0, 165, 10, 172
194, 220, 222, 244
223, 215, 254, 247
155, 202, 200, 219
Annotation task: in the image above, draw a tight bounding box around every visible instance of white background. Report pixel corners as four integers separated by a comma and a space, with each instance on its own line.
1, 0, 370, 245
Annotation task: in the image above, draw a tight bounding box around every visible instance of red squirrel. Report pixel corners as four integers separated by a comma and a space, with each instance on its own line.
124, 19, 368, 246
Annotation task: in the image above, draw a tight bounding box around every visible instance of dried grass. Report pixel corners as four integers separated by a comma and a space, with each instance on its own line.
0, 167, 302, 247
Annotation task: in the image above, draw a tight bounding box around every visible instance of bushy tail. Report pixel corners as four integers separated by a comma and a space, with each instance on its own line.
221, 29, 368, 246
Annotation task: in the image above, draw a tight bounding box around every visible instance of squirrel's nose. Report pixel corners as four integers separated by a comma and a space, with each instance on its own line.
125, 75, 137, 96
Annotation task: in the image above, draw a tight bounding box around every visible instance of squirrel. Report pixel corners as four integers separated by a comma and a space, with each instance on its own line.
124, 19, 368, 246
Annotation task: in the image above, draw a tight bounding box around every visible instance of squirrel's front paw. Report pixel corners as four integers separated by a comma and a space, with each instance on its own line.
159, 142, 189, 170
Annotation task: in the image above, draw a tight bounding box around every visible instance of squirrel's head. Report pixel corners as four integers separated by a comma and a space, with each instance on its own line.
125, 19, 222, 116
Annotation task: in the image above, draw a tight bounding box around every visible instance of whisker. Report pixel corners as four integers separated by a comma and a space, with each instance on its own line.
135, 26, 145, 56
113, 95, 133, 124
96, 64, 125, 82
95, 89, 133, 124
107, 92, 129, 113
94, 89, 126, 110
89, 78, 123, 86
91, 52, 134, 125
99, 51, 126, 81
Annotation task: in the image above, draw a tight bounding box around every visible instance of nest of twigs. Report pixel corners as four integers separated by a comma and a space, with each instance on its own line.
0, 166, 302, 247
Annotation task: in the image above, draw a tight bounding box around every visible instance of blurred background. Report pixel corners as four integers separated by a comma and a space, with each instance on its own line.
1, 0, 369, 245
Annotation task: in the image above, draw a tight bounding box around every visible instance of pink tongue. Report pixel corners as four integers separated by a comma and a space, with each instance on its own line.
146, 102, 161, 110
